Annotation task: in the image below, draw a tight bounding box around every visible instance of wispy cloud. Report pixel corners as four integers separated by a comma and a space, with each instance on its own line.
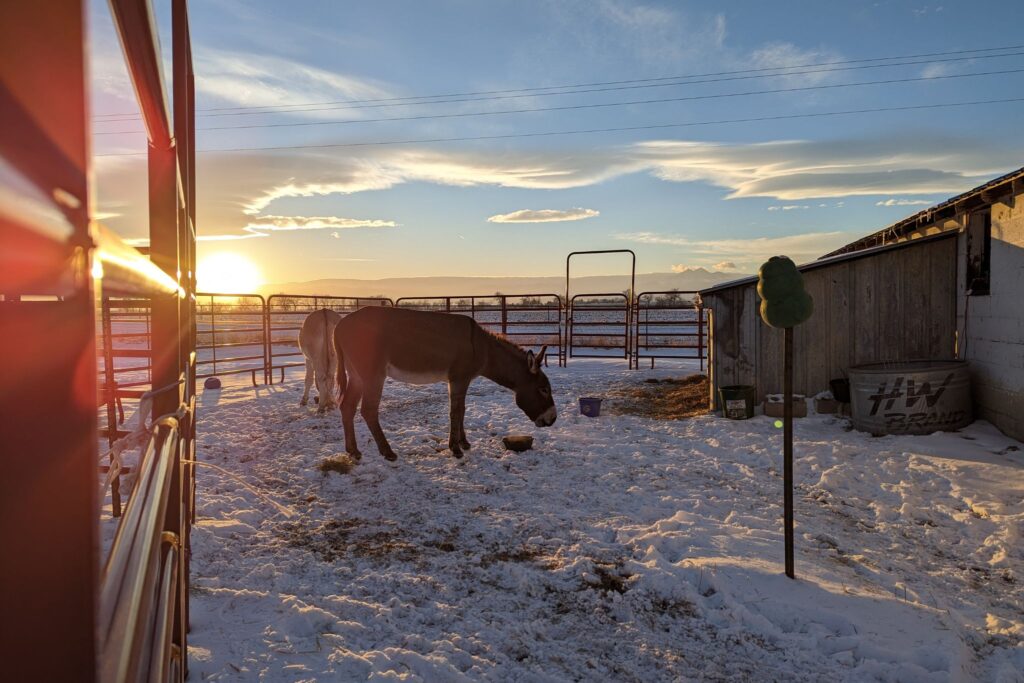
635, 137, 1005, 200
194, 48, 394, 116
768, 205, 810, 211
95, 135, 1019, 243
487, 208, 599, 223
617, 230, 853, 269
123, 214, 394, 245
875, 198, 934, 207
748, 42, 844, 85
243, 215, 396, 231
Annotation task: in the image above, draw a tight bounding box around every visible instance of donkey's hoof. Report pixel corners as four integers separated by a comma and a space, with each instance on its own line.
451, 449, 464, 459
299, 398, 308, 406
382, 450, 398, 462
347, 449, 362, 460
459, 439, 472, 451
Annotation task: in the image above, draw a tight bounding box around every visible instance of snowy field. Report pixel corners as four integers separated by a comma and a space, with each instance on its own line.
179, 361, 1024, 682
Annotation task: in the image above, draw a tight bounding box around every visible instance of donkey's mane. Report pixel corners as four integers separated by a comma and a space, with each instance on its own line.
480, 327, 528, 359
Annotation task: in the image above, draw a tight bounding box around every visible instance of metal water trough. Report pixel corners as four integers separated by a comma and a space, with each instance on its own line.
849, 360, 972, 435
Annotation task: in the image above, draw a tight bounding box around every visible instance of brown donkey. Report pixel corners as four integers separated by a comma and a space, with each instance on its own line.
333, 306, 556, 461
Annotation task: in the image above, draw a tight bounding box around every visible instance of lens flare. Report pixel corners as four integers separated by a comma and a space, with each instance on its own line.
196, 252, 262, 293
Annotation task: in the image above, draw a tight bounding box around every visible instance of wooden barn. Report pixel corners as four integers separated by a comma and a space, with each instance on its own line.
699, 166, 1024, 441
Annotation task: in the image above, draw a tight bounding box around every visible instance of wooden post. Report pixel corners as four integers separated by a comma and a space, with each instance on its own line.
784, 326, 795, 579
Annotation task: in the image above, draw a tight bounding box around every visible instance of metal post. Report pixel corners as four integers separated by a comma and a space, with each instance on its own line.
0, 2, 99, 679
500, 295, 508, 336
210, 296, 217, 376
698, 305, 705, 372
172, 0, 194, 660
784, 326, 795, 579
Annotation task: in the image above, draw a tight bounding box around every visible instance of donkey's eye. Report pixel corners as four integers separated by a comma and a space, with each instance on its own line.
540, 387, 550, 397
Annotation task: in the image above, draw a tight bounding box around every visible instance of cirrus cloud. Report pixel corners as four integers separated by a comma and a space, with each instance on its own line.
95, 134, 1020, 244
875, 198, 934, 207
487, 208, 600, 223
618, 230, 854, 270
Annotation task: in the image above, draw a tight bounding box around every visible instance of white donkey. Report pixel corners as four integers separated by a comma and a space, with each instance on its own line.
298, 309, 343, 413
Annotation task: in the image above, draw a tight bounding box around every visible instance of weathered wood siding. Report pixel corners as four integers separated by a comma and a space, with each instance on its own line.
704, 234, 957, 408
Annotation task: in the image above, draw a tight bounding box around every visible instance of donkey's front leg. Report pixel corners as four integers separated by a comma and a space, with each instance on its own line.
447, 379, 470, 458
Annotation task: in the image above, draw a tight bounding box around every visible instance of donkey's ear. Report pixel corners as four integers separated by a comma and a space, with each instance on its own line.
527, 350, 539, 374
537, 345, 548, 365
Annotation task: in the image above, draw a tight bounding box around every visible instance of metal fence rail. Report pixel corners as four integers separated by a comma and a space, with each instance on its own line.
396, 293, 561, 364
99, 410, 185, 682
634, 290, 706, 370
186, 289, 715, 382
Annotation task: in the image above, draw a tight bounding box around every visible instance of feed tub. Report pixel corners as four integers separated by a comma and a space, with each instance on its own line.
849, 360, 972, 436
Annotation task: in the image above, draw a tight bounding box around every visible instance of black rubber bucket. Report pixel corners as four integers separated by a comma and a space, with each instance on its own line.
719, 385, 756, 420
830, 378, 851, 404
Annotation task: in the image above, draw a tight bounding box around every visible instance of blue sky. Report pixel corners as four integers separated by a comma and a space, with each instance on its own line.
89, 0, 1024, 283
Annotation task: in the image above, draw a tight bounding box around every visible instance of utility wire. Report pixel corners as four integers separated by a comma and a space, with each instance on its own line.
91, 44, 1024, 121
93, 67, 1024, 136
94, 96, 1024, 157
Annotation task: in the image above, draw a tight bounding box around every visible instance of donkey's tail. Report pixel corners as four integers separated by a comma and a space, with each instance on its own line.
334, 329, 348, 401
322, 309, 333, 398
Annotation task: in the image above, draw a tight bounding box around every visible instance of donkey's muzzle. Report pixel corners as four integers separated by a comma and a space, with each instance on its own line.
535, 406, 557, 427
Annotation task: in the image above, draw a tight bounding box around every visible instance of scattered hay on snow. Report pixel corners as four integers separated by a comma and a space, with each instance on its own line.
606, 373, 710, 420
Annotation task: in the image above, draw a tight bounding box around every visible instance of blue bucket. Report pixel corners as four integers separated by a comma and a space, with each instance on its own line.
579, 397, 603, 417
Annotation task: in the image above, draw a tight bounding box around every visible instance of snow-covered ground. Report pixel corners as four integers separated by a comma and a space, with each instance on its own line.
183, 361, 1024, 682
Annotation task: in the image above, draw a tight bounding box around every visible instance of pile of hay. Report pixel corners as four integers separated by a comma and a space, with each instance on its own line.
606, 374, 709, 420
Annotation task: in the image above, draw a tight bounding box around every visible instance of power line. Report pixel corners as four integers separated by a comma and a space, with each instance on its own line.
91, 44, 1024, 121
94, 96, 1024, 157
93, 67, 1024, 136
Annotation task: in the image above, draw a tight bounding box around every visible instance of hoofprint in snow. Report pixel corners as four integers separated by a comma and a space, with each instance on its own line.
166, 361, 1023, 682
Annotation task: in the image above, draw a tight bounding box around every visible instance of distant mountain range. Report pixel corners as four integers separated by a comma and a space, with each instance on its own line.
261, 269, 747, 300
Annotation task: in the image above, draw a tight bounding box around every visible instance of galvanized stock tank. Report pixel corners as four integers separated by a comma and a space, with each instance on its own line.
849, 360, 972, 436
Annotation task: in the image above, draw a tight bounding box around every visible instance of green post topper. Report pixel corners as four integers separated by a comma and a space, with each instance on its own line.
757, 256, 813, 580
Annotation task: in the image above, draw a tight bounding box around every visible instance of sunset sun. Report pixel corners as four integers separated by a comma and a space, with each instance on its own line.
196, 252, 262, 293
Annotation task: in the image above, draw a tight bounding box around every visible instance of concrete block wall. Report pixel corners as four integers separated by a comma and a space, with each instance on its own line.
958, 190, 1024, 441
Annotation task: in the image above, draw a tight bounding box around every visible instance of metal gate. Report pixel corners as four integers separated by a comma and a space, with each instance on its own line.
266, 295, 393, 382
633, 291, 706, 369
196, 293, 268, 385
567, 293, 632, 362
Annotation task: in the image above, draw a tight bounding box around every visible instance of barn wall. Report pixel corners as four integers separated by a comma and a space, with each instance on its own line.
703, 234, 958, 409
957, 189, 1024, 440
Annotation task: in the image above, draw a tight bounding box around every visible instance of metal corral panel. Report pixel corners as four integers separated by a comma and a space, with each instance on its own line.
849, 360, 972, 435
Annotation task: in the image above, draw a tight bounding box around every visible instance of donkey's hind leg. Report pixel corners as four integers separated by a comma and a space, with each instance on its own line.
300, 360, 314, 406
339, 374, 363, 459
360, 374, 397, 462
314, 364, 334, 414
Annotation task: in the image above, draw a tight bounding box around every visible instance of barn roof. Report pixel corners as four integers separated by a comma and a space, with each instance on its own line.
822, 165, 1024, 258
698, 231, 956, 296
